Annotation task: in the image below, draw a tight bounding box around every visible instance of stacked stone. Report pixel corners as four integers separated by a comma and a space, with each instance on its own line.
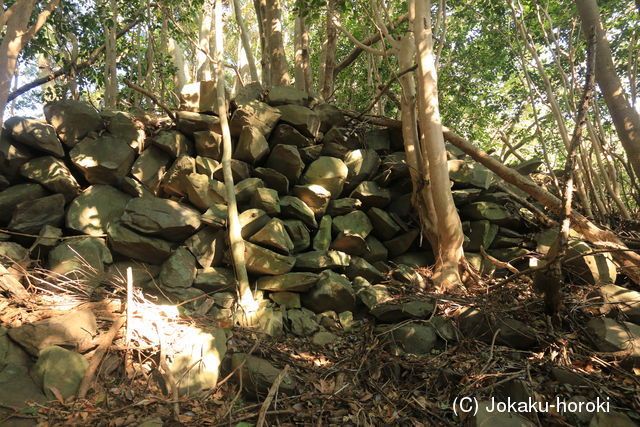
0, 83, 616, 338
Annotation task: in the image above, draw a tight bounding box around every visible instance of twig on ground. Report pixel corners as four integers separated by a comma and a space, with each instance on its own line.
257, 364, 290, 427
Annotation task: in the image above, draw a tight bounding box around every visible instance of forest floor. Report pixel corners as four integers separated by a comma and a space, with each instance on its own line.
1, 263, 639, 427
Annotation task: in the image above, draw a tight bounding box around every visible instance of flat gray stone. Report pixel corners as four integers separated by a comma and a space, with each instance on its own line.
176, 111, 221, 136
48, 237, 112, 278
193, 267, 235, 292
295, 250, 351, 271
280, 195, 317, 228
193, 130, 222, 160
265, 144, 304, 183
282, 219, 311, 253
256, 272, 319, 292
185, 173, 226, 211
161, 155, 196, 196
276, 104, 320, 138
234, 126, 269, 165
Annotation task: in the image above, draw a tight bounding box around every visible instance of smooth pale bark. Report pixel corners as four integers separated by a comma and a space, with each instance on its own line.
232, 0, 259, 83
265, 0, 290, 86
575, 0, 640, 182
196, 1, 213, 81
0, 0, 60, 127
212, 0, 254, 312
234, 37, 249, 95
253, 0, 270, 86
104, 0, 118, 108
321, 0, 338, 99
293, 15, 310, 91
398, 35, 439, 249
443, 128, 640, 285
413, 0, 464, 289
168, 38, 189, 94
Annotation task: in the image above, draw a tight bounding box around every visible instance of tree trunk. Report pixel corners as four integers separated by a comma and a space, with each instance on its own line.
575, 0, 640, 183
294, 15, 306, 91
0, 0, 60, 127
168, 38, 189, 96
253, 0, 270, 86
102, 0, 118, 108
412, 0, 464, 290
265, 0, 290, 87
196, 0, 213, 81
443, 128, 640, 285
321, 0, 338, 99
212, 0, 255, 314
232, 0, 259, 83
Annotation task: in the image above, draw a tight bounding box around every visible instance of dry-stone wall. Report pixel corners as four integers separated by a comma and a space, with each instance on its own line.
0, 83, 618, 332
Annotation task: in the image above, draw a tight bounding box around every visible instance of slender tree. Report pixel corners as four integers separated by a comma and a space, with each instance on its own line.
412, 0, 464, 290
265, 0, 290, 86
232, 0, 259, 83
0, 0, 60, 126
575, 0, 640, 183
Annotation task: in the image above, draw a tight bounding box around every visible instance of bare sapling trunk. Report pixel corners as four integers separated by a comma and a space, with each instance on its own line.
197, 0, 214, 81
265, 0, 290, 86
0, 0, 60, 127
212, 0, 255, 317
321, 0, 338, 99
104, 0, 118, 108
253, 0, 270, 86
575, 0, 640, 183
232, 0, 259, 83
398, 35, 439, 250
413, 0, 465, 290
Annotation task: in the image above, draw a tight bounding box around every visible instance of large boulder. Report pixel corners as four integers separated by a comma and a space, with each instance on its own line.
280, 196, 317, 228
176, 111, 221, 136
48, 237, 112, 278
269, 123, 314, 148
253, 167, 289, 195
229, 100, 281, 137
4, 116, 64, 157
131, 146, 172, 194
185, 227, 226, 268
283, 219, 311, 253
0, 183, 47, 224
161, 155, 195, 196
301, 156, 348, 198
7, 310, 97, 356
154, 130, 192, 158
107, 221, 173, 264
343, 149, 380, 192
30, 346, 89, 401
185, 173, 226, 211
234, 126, 269, 165
66, 185, 131, 236
121, 196, 201, 242
249, 218, 295, 254
8, 194, 65, 234
243, 241, 296, 275
350, 181, 391, 209
179, 80, 222, 113
266, 85, 312, 106
158, 247, 197, 289
275, 105, 319, 139
585, 317, 640, 356
20, 156, 81, 201
0, 130, 34, 181
265, 144, 304, 183
70, 135, 135, 185
106, 111, 146, 149
301, 270, 356, 313
292, 184, 331, 217
194, 130, 222, 160
598, 284, 640, 323
44, 100, 104, 146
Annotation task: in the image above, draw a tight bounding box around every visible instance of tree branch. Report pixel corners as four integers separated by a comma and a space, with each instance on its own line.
333, 12, 408, 77
7, 10, 144, 102
123, 78, 176, 123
